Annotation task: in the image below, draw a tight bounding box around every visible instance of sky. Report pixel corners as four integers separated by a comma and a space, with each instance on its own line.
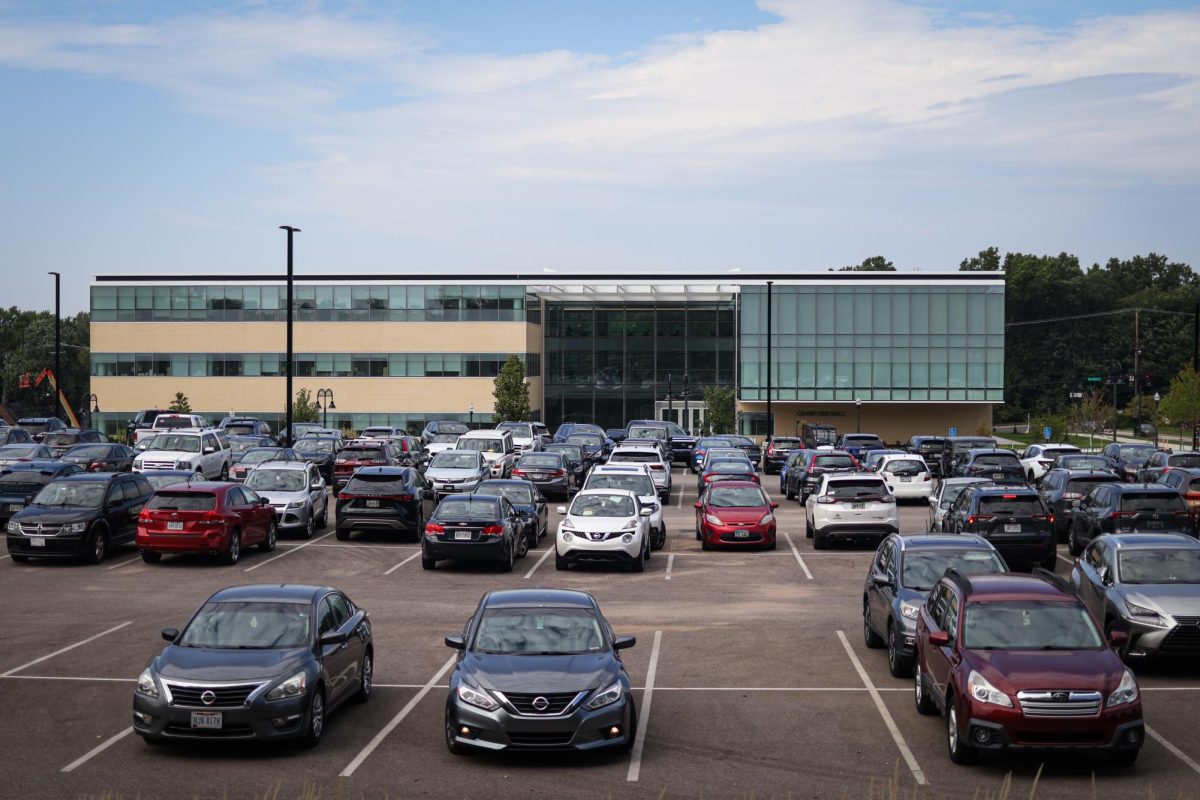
1, 0, 1198, 314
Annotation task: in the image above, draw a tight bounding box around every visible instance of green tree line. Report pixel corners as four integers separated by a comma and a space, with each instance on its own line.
0, 307, 90, 421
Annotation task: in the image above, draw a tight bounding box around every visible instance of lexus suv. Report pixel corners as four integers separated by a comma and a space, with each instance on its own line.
913, 570, 1143, 766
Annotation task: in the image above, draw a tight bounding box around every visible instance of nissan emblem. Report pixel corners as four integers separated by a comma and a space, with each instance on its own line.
201, 690, 217, 705
531, 696, 550, 712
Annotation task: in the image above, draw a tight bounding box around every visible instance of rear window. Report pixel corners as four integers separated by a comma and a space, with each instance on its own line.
975, 454, 1019, 466
339, 448, 384, 461
814, 455, 854, 468
771, 438, 802, 448
43, 433, 80, 446
155, 417, 195, 430
0, 478, 44, 494
710, 460, 752, 473
610, 451, 659, 463
916, 441, 944, 452
344, 474, 410, 495
519, 454, 562, 468
1169, 455, 1200, 469
437, 498, 501, 520
67, 445, 112, 459
476, 484, 532, 504
1065, 477, 1116, 495
883, 459, 926, 474
19, 421, 51, 433
628, 426, 668, 440
1191, 479, 1200, 493
224, 424, 257, 436
978, 495, 1042, 515
1118, 445, 1157, 459
147, 492, 216, 511
826, 480, 887, 497
1041, 448, 1079, 460
845, 435, 883, 447
1119, 493, 1187, 512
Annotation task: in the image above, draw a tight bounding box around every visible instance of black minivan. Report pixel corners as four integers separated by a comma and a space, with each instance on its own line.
943, 485, 1055, 571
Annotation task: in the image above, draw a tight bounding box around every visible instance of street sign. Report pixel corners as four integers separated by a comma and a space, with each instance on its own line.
1043, 426, 1052, 441
1086, 376, 1102, 383
948, 426, 957, 437
1069, 392, 1084, 399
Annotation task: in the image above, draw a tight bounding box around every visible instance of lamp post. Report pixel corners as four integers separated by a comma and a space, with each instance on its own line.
855, 397, 862, 434
48, 271, 61, 418
1153, 392, 1161, 448
86, 394, 99, 429
469, 403, 475, 428
316, 388, 335, 430
279, 225, 300, 445
766, 280, 773, 444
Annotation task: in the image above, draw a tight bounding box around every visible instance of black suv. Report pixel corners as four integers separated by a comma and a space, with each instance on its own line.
221, 417, 274, 438
951, 449, 1024, 483
335, 466, 435, 541
1101, 442, 1159, 482
906, 436, 948, 478
1037, 468, 1122, 541
1068, 484, 1195, 556
940, 436, 998, 478
790, 450, 857, 503
1137, 451, 1200, 484
762, 436, 804, 474
944, 486, 1055, 570
17, 417, 67, 443
42, 428, 105, 457
6, 472, 154, 563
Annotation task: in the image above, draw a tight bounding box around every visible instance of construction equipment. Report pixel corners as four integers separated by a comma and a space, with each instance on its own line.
18, 369, 80, 428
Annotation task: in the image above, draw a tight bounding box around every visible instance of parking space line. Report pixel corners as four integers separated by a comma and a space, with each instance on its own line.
1, 620, 133, 678
664, 554, 675, 580
384, 551, 422, 575
522, 546, 553, 579
836, 630, 927, 786
243, 530, 336, 572
626, 629, 662, 782
3, 674, 136, 683
340, 655, 456, 778
782, 531, 814, 580
105, 555, 142, 570
1057, 553, 1073, 566
1146, 724, 1200, 775
61, 727, 134, 772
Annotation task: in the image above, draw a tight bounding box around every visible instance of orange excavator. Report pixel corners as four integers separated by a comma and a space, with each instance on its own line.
17, 369, 81, 428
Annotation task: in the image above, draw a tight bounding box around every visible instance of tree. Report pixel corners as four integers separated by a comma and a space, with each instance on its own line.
701, 386, 735, 435
836, 256, 895, 272
1159, 366, 1200, 443
1070, 390, 1113, 438
292, 388, 320, 424
492, 355, 530, 423
168, 392, 191, 413
959, 246, 1002, 271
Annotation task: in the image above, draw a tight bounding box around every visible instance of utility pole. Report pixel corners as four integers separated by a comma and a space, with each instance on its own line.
279, 226, 300, 445
682, 374, 690, 435
1194, 303, 1199, 450
766, 280, 773, 442
48, 271, 61, 418
1133, 309, 1141, 437
667, 373, 673, 416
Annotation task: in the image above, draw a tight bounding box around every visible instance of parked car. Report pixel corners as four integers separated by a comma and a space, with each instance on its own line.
927, 478, 993, 532
626, 419, 695, 464
863, 533, 1007, 677
425, 450, 489, 499
17, 416, 66, 442
913, 570, 1142, 766
140, 469, 202, 492
137, 481, 277, 564
605, 427, 628, 444
456, 430, 518, 479
420, 419, 470, 444
698, 447, 752, 475
132, 414, 211, 448
133, 429, 232, 480
0, 461, 85, 528
1137, 451, 1200, 484
1037, 468, 1122, 541
0, 443, 55, 468
552, 421, 606, 443
220, 417, 273, 439
861, 449, 906, 472
554, 489, 651, 572
582, 465, 665, 551
336, 467, 434, 541
565, 432, 610, 466
805, 472, 899, 550
1156, 467, 1200, 517
944, 485, 1055, 570
422, 493, 526, 570
1101, 442, 1159, 482
800, 422, 838, 450
276, 422, 325, 446
473, 479, 547, 552
1068, 483, 1195, 556
424, 432, 466, 460
724, 435, 763, 465
6, 472, 154, 563
42, 428, 104, 457
244, 461, 329, 540
697, 458, 760, 492
229, 435, 277, 463
542, 443, 590, 487
125, 409, 171, 445
230, 447, 299, 482
779, 449, 811, 498
496, 421, 549, 453
133, 584, 372, 746
1052, 453, 1117, 474
443, 588, 637, 754
874, 453, 933, 501
60, 442, 136, 472
608, 446, 671, 500
294, 436, 341, 484
1018, 443, 1083, 482
1071, 533, 1200, 660
940, 436, 999, 478
0, 425, 32, 445
512, 451, 574, 500
835, 433, 885, 461
950, 449, 1025, 483
694, 481, 777, 550
762, 436, 803, 474
689, 436, 736, 473
795, 450, 859, 503
333, 440, 402, 491
360, 425, 408, 440
906, 436, 948, 478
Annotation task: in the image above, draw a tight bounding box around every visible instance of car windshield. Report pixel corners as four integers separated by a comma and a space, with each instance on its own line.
432, 452, 480, 469
976, 454, 1019, 466
708, 486, 767, 508
611, 451, 659, 464
519, 454, 561, 468
340, 448, 384, 461
1169, 455, 1200, 468
431, 434, 460, 444
940, 483, 987, 507
570, 494, 635, 517
628, 426, 668, 440
143, 474, 193, 490
901, 550, 1007, 591
241, 449, 281, 465
587, 473, 652, 495
477, 484, 533, 504
457, 438, 503, 453
1119, 493, 1187, 512
567, 434, 603, 446
147, 491, 216, 511
815, 455, 854, 468
437, 498, 500, 520
697, 438, 734, 448
146, 435, 201, 453
229, 439, 263, 454
1118, 445, 1157, 459
709, 460, 752, 474
827, 480, 887, 498
65, 445, 112, 459
473, 607, 605, 655
1119, 549, 1200, 583
883, 459, 926, 474
978, 495, 1041, 514
727, 437, 755, 447
246, 470, 307, 492
296, 439, 338, 454
179, 601, 311, 649
34, 482, 107, 508
963, 601, 1102, 650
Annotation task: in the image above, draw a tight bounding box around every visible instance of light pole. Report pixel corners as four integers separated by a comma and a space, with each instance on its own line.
766, 280, 773, 443
316, 388, 335, 430
86, 394, 99, 429
1153, 392, 1161, 448
279, 226, 300, 445
855, 397, 862, 433
48, 271, 61, 418
469, 403, 475, 428
682, 374, 691, 435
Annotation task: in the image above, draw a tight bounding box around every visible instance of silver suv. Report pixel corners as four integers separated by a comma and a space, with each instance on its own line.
243, 460, 328, 539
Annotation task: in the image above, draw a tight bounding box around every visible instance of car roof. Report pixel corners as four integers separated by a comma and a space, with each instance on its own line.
483, 589, 596, 609
895, 533, 993, 550
591, 464, 650, 473
432, 449, 480, 457
972, 486, 1038, 496
477, 478, 534, 487
1053, 469, 1120, 479
812, 450, 854, 457
1106, 533, 1200, 550
574, 488, 638, 498
612, 446, 662, 454
938, 476, 992, 485
248, 460, 310, 471
49, 473, 122, 484
158, 481, 232, 492
705, 480, 763, 490
955, 572, 1073, 599
208, 584, 329, 604
826, 472, 883, 482
1111, 483, 1179, 493
459, 429, 507, 437
967, 448, 1017, 456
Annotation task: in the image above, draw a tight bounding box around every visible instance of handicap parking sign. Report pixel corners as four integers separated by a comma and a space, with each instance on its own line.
1043, 426, 1052, 441
948, 426, 957, 437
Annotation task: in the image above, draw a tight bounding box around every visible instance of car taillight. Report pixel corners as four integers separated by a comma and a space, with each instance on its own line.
197, 511, 225, 527
89, 461, 108, 471
512, 469, 526, 477
1112, 511, 1136, 518
965, 514, 993, 524
138, 509, 152, 522
425, 522, 445, 536
649, 464, 664, 471
816, 496, 837, 504
550, 470, 564, 477
337, 492, 354, 501
923, 474, 931, 481
767, 444, 776, 454
1174, 510, 1193, 517
1032, 513, 1050, 521
481, 524, 505, 536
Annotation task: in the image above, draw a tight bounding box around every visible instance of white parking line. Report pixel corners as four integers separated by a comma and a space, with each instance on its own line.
1, 554, 10, 560
340, 655, 456, 777
782, 531, 814, 580
3, 675, 136, 683
1057, 553, 1074, 566
277, 542, 420, 550
522, 546, 554, 580
105, 555, 142, 570
1146, 724, 1200, 775
243, 530, 336, 572
384, 551, 422, 575
664, 554, 675, 580
626, 629, 662, 783
836, 630, 926, 786
1, 621, 133, 678
61, 726, 135, 772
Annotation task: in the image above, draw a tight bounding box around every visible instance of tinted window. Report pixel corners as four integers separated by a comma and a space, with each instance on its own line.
1065, 477, 1116, 495
709, 460, 752, 473
883, 459, 926, 474
437, 498, 501, 519
814, 455, 854, 469
975, 453, 1020, 466
339, 448, 385, 460
476, 483, 533, 504
432, 452, 481, 469
0, 478, 44, 494
977, 495, 1042, 514
65, 445, 112, 459
963, 601, 1102, 649
900, 549, 1006, 591
1118, 493, 1187, 512
1169, 455, 1200, 468
826, 480, 887, 497
330, 594, 354, 623
519, 454, 562, 467
147, 492, 216, 511
181, 601, 311, 649
473, 607, 604, 655
344, 474, 411, 494
1119, 549, 1200, 583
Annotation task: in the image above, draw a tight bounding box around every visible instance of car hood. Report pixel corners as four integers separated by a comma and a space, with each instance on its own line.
251, 488, 308, 504
426, 467, 482, 480
155, 645, 308, 683
706, 507, 770, 525
565, 515, 639, 532
1121, 585, 1200, 617
12, 506, 98, 524
970, 649, 1121, 693
464, 652, 617, 694
137, 450, 198, 461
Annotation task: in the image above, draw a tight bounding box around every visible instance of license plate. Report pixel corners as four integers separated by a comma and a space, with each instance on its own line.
851, 502, 866, 509
1145, 521, 1164, 529
993, 473, 1004, 479
530, 473, 546, 480
30, 537, 45, 547
6, 504, 21, 512
190, 711, 222, 730
366, 499, 380, 508
167, 521, 184, 531
734, 529, 750, 538
454, 530, 472, 540
898, 477, 911, 483
1004, 524, 1021, 533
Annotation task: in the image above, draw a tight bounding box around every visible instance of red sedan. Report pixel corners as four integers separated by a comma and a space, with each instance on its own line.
694, 481, 778, 550
136, 482, 277, 565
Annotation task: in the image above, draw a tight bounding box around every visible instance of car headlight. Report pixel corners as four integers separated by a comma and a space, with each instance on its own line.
561, 518, 575, 530
585, 680, 623, 710
175, 460, 193, 470
266, 671, 307, 701
137, 667, 160, 698
1124, 598, 1169, 628
61, 521, 89, 534
457, 682, 499, 711
757, 513, 774, 526
900, 601, 920, 620
1107, 668, 1139, 708
6, 520, 19, 534
621, 519, 638, 531
286, 500, 305, 509
704, 513, 723, 526
966, 669, 1012, 707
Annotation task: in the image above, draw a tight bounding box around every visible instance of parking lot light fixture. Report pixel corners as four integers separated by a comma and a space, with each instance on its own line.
469, 402, 475, 427
279, 225, 300, 445
856, 397, 862, 433
317, 388, 335, 429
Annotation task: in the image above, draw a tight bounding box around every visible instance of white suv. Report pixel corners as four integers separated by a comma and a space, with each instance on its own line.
607, 446, 672, 500
874, 453, 933, 501
554, 489, 652, 572
1019, 443, 1083, 482
581, 464, 666, 550
804, 473, 899, 550
496, 421, 549, 453
133, 428, 232, 480
455, 429, 517, 477
132, 413, 210, 448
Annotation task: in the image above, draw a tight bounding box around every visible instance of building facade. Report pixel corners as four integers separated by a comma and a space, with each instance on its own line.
89, 273, 1003, 442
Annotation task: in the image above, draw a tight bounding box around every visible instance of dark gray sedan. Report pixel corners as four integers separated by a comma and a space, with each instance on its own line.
511, 452, 573, 499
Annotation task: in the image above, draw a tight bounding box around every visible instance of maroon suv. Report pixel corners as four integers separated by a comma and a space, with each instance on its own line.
913, 570, 1143, 765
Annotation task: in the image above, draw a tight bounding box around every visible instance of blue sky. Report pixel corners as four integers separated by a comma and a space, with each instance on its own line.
1, 0, 1198, 313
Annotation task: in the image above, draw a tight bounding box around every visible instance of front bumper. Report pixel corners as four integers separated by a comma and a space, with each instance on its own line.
557, 531, 642, 563
1114, 615, 1200, 659
272, 504, 313, 531
6, 532, 90, 558
448, 693, 632, 752
963, 705, 1143, 755
132, 691, 310, 742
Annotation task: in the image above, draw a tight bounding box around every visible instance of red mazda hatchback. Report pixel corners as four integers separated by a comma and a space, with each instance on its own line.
137, 482, 277, 565
694, 481, 778, 550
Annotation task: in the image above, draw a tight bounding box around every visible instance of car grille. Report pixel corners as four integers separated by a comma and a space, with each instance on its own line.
507, 731, 575, 746
15, 523, 64, 537
579, 531, 623, 542
165, 722, 255, 738
141, 460, 178, 471
1160, 617, 1200, 654
1013, 730, 1107, 745
1017, 690, 1102, 717
501, 691, 584, 716
165, 682, 263, 708
719, 531, 764, 543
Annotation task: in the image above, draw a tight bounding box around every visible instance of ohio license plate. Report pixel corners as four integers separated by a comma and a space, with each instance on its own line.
1004, 524, 1021, 533
993, 473, 1004, 479
6, 503, 21, 512
898, 477, 911, 483
454, 530, 472, 540
30, 537, 45, 547
1145, 521, 1164, 529
366, 499, 380, 508
529, 473, 546, 480
167, 521, 184, 531
734, 529, 750, 538
190, 711, 222, 730
851, 502, 866, 509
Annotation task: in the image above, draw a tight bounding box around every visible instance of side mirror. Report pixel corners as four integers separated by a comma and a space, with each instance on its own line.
555, 505, 567, 514
1110, 630, 1129, 649
694, 501, 703, 509
928, 630, 950, 647
161, 627, 180, 643
640, 508, 653, 517
259, 497, 270, 506
871, 572, 891, 588
444, 634, 466, 650
203, 447, 215, 454
613, 635, 637, 650
1096, 566, 1111, 584
320, 631, 348, 647
770, 502, 779, 509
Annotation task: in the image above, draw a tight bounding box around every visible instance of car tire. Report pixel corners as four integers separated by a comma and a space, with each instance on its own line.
1040, 550, 1057, 571
946, 697, 977, 765
813, 529, 827, 550
335, 526, 351, 541
631, 550, 645, 573
141, 550, 162, 564
317, 501, 328, 529
515, 529, 529, 560
260, 521, 277, 552
555, 550, 569, 571
863, 602, 884, 649
1068, 526, 1083, 557
219, 462, 229, 481
421, 547, 437, 570
1027, 469, 1036, 483
298, 687, 325, 749
222, 530, 241, 565
10, 554, 29, 563
619, 697, 638, 754
695, 526, 702, 541
1111, 749, 1139, 768
141, 735, 165, 746
767, 535, 777, 551
445, 704, 465, 755
914, 659, 936, 716
353, 650, 373, 704
888, 623, 910, 677
500, 541, 514, 572
303, 512, 315, 540
84, 527, 109, 564
805, 517, 814, 539
412, 510, 425, 543
785, 484, 795, 500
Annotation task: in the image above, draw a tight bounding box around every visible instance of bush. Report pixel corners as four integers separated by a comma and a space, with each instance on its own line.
1031, 414, 1071, 442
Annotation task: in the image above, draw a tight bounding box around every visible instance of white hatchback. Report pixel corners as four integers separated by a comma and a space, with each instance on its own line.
554, 489, 652, 572
874, 454, 934, 501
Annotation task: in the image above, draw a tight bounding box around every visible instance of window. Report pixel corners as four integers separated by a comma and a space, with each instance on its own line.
317, 597, 342, 636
